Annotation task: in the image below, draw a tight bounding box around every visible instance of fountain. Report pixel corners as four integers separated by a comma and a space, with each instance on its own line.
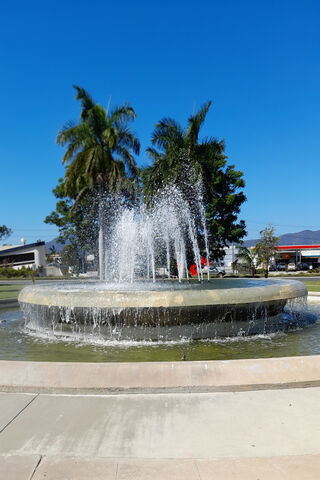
19, 186, 308, 341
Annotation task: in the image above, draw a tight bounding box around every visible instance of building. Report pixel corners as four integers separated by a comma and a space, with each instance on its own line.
220, 243, 320, 273
275, 245, 320, 267
0, 241, 47, 270
221, 245, 239, 273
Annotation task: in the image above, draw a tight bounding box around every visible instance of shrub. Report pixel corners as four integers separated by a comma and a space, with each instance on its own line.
0, 266, 41, 278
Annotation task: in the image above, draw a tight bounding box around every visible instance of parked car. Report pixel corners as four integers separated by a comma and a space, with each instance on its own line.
296, 262, 309, 271
202, 266, 226, 277
215, 265, 226, 274
287, 262, 296, 271
155, 267, 169, 278
276, 263, 286, 271
268, 264, 277, 272
211, 267, 226, 278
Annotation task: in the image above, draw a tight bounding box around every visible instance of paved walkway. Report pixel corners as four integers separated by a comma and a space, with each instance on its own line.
1, 386, 320, 479
1, 355, 320, 478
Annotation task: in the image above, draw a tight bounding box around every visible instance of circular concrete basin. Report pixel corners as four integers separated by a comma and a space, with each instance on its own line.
18, 279, 307, 340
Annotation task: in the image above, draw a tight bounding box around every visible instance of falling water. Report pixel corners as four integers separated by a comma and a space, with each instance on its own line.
104, 185, 209, 283
196, 179, 210, 281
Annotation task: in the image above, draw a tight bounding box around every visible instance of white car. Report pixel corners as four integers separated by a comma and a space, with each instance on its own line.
201, 266, 226, 277
287, 262, 296, 271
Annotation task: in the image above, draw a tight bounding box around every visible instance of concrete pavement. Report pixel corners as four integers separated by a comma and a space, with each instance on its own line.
1, 356, 320, 478
3, 454, 320, 480
1, 387, 320, 478
2, 388, 320, 458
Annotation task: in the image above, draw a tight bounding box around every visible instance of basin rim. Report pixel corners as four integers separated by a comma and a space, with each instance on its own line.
18, 279, 307, 309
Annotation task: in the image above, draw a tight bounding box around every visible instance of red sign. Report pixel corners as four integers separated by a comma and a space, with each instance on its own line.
276, 245, 320, 250
190, 264, 198, 276
190, 258, 211, 276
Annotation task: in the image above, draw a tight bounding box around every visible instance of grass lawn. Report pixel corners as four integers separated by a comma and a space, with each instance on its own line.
0, 284, 25, 300
302, 281, 320, 292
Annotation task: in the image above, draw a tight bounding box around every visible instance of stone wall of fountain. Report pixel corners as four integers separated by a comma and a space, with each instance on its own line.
19, 279, 308, 341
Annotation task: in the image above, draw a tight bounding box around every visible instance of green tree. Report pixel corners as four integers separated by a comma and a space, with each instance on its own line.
56, 86, 140, 279
255, 225, 279, 278
46, 245, 58, 265
60, 244, 80, 273
45, 178, 100, 273
236, 246, 257, 277
0, 225, 12, 241
142, 102, 246, 261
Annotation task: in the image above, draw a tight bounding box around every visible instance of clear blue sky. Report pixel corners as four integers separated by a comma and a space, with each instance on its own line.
1, 0, 319, 244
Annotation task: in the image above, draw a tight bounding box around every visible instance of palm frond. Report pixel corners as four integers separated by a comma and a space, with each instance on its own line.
200, 137, 224, 150
73, 85, 96, 120
58, 123, 95, 164
151, 118, 184, 150
116, 125, 140, 155
108, 103, 137, 126
114, 145, 137, 177
70, 186, 90, 211
186, 101, 212, 145
146, 147, 163, 161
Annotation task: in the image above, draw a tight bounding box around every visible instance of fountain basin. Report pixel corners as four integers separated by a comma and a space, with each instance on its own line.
19, 279, 307, 340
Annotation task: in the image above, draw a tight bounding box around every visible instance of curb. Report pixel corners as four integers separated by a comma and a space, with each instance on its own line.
307, 292, 320, 303
0, 355, 320, 395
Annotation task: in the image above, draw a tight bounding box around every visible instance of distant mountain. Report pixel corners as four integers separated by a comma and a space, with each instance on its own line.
45, 237, 69, 253
46, 229, 320, 253
244, 230, 320, 247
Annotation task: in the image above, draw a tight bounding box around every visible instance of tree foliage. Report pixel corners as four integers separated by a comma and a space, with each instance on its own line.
60, 244, 81, 272
0, 225, 12, 241
255, 225, 279, 277
142, 102, 246, 260
57, 85, 140, 203
236, 246, 257, 277
46, 87, 140, 273
44, 178, 100, 270
46, 91, 247, 272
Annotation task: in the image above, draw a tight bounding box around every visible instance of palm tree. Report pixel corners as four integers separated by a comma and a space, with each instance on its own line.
143, 101, 225, 201
142, 102, 246, 263
57, 86, 140, 280
236, 246, 257, 277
